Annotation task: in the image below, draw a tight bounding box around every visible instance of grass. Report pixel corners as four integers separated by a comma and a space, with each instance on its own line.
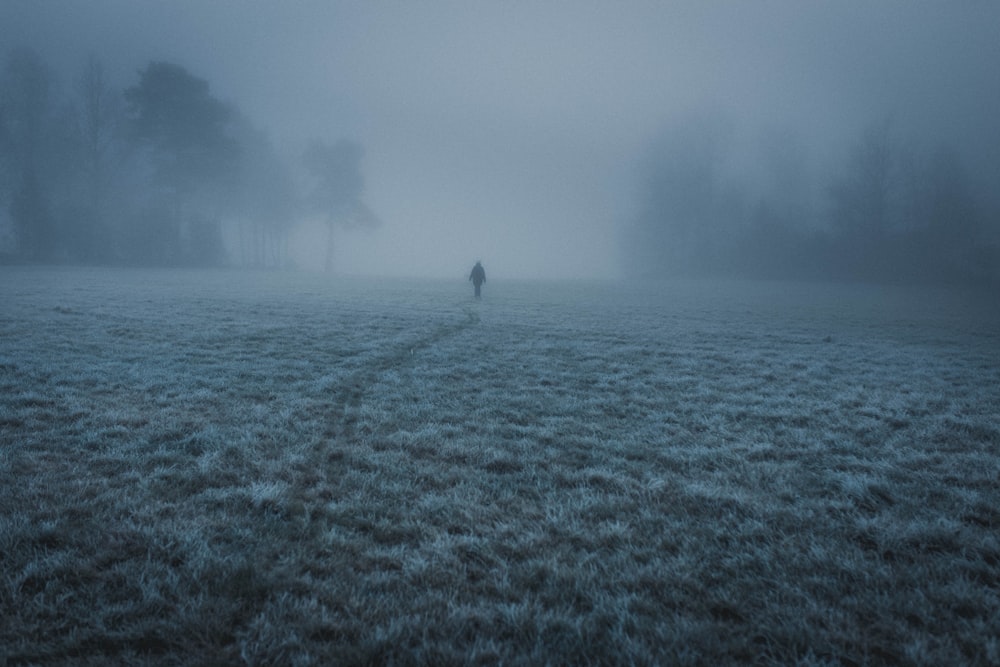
1, 266, 999, 665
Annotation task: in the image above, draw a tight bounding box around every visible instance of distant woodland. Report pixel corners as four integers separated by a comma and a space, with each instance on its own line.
3, 46, 997, 287
626, 114, 999, 287
0, 49, 375, 270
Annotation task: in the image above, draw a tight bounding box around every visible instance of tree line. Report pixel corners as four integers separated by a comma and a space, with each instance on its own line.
625, 113, 999, 288
0, 48, 376, 269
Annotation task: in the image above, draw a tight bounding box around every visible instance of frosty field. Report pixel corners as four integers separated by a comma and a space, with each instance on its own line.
2, 266, 999, 665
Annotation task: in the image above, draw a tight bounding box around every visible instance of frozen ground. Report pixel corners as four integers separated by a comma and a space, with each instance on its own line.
1, 266, 999, 665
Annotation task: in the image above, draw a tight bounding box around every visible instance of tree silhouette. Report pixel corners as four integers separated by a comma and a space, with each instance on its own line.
827, 119, 899, 278
302, 139, 379, 272
124, 62, 236, 264
626, 112, 736, 277
232, 117, 297, 268
71, 55, 123, 261
1, 48, 55, 259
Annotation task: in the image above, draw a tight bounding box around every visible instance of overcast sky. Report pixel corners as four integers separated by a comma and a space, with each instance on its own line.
3, 1, 999, 279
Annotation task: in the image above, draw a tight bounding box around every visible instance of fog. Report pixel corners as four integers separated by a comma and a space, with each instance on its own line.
2, 1, 998, 283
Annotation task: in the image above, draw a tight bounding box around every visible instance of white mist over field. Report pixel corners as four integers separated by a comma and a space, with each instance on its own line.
3, 2, 999, 280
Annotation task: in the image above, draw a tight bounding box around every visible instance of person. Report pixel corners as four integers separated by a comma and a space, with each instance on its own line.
469, 260, 486, 298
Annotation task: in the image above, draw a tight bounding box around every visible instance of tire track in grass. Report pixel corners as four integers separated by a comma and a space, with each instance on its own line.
324, 305, 480, 441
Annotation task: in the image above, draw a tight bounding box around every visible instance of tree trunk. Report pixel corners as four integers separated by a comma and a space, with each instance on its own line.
324, 221, 335, 273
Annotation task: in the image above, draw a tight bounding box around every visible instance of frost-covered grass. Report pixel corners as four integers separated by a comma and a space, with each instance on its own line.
2, 266, 999, 665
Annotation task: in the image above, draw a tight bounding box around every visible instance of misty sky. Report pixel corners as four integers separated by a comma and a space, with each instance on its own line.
3, 1, 999, 279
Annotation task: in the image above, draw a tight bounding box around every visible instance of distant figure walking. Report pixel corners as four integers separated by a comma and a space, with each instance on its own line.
469, 260, 486, 298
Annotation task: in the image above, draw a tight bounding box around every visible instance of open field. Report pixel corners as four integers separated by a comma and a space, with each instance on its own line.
1, 266, 999, 665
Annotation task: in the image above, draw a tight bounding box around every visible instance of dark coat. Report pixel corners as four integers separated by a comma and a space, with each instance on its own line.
469, 263, 486, 286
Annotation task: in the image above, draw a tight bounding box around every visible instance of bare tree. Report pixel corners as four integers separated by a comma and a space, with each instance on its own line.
827, 118, 901, 279
78, 56, 120, 211
302, 139, 379, 273
72, 55, 124, 260
899, 146, 982, 283
231, 118, 297, 268
830, 120, 898, 238
625, 112, 737, 277
828, 121, 989, 284
1, 47, 55, 259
